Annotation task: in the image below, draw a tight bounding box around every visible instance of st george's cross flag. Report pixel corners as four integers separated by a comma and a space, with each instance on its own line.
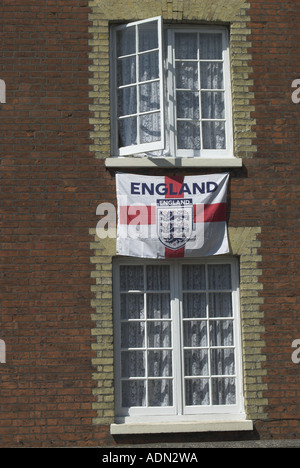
116, 172, 230, 259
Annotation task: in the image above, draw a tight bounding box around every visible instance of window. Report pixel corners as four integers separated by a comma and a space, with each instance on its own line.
110, 17, 233, 160
113, 258, 245, 422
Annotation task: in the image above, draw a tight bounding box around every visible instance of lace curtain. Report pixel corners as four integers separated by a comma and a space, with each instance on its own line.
119, 264, 236, 409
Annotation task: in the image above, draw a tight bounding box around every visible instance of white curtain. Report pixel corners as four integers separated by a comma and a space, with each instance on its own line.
175, 32, 226, 150
120, 264, 236, 408
120, 265, 173, 407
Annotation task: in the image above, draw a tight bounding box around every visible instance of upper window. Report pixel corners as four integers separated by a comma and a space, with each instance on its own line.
110, 17, 233, 159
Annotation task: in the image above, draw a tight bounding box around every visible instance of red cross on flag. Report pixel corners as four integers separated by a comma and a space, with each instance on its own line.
116, 172, 230, 259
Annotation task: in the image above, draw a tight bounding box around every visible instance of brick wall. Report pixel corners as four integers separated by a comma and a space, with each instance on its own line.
0, 0, 299, 447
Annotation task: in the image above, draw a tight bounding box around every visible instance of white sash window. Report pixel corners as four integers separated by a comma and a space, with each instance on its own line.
113, 258, 245, 422
111, 18, 233, 159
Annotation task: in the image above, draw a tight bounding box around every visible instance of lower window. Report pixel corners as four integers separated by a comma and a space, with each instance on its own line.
113, 258, 245, 422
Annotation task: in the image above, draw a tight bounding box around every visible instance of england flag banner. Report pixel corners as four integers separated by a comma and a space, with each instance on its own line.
116, 172, 230, 259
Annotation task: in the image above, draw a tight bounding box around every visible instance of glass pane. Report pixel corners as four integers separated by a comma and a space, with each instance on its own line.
185, 378, 210, 406
202, 121, 226, 149
177, 121, 201, 149
183, 320, 207, 347
140, 112, 161, 144
200, 62, 224, 89
176, 91, 199, 119
147, 293, 170, 319
183, 293, 206, 319
117, 56, 136, 86
175, 33, 197, 59
121, 322, 145, 348
182, 265, 206, 290
139, 51, 159, 82
148, 379, 173, 406
211, 348, 235, 375
120, 294, 144, 320
176, 61, 198, 90
199, 33, 223, 60
212, 378, 236, 405
209, 320, 234, 346
148, 321, 171, 348
201, 91, 225, 119
208, 264, 231, 289
138, 20, 158, 52
118, 87, 137, 117
209, 293, 232, 318
122, 380, 145, 407
148, 350, 172, 377
184, 349, 209, 376
146, 265, 170, 290
117, 27, 136, 56
139, 82, 160, 112
120, 265, 144, 291
121, 351, 145, 377
119, 117, 137, 147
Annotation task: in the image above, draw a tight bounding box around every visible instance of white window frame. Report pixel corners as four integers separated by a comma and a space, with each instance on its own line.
110, 18, 235, 163
113, 257, 246, 424
110, 17, 165, 157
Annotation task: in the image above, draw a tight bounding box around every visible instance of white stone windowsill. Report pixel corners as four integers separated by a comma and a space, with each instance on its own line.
105, 157, 243, 169
110, 419, 253, 435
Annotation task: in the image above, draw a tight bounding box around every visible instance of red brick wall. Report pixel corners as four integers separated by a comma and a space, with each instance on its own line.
246, 0, 300, 439
0, 0, 299, 447
0, 0, 115, 447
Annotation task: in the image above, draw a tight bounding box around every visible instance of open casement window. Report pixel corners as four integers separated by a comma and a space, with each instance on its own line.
111, 17, 165, 156
111, 17, 233, 160
113, 258, 245, 423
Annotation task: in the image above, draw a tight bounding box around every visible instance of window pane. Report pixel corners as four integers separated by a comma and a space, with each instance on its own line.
138, 20, 158, 52
119, 117, 137, 147
212, 378, 236, 405
177, 121, 201, 149
120, 265, 144, 291
209, 320, 234, 346
148, 321, 172, 348
201, 91, 225, 119
117, 27, 136, 56
185, 378, 210, 406
147, 293, 170, 319
176, 91, 199, 119
148, 350, 172, 377
121, 294, 144, 320
183, 320, 207, 347
183, 293, 206, 319
140, 112, 161, 144
176, 61, 198, 90
121, 351, 145, 377
122, 380, 146, 407
200, 62, 224, 89
146, 265, 170, 290
209, 293, 233, 318
118, 87, 137, 116
184, 349, 209, 376
139, 51, 159, 82
182, 265, 206, 290
117, 56, 136, 86
121, 322, 145, 348
208, 264, 231, 290
202, 121, 226, 149
139, 82, 160, 112
211, 348, 235, 375
200, 33, 223, 59
175, 33, 197, 59
148, 379, 173, 406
